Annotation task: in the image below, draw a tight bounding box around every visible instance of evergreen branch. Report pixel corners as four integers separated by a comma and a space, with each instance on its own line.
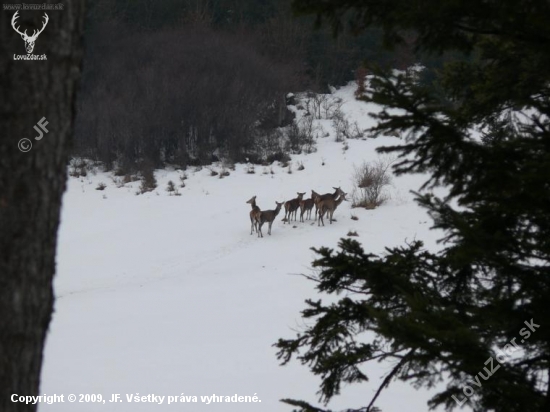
366, 349, 416, 412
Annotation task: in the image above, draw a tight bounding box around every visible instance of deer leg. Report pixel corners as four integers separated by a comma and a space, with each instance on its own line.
258, 222, 263, 238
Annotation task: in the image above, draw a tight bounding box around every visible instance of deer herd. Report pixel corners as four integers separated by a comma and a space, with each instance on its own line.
246, 187, 347, 237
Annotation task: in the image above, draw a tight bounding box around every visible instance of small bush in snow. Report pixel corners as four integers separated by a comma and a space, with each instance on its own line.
351, 158, 392, 209
347, 230, 359, 237
138, 165, 157, 194
95, 182, 107, 191
69, 158, 89, 178
166, 180, 179, 196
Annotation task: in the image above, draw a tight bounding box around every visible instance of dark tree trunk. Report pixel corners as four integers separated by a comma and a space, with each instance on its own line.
0, 2, 85, 411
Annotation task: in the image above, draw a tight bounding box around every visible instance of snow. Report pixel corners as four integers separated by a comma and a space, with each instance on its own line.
39, 84, 450, 411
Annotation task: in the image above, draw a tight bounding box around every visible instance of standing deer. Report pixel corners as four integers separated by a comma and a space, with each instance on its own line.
318, 192, 347, 226
246, 196, 261, 235
283, 192, 305, 223
256, 201, 283, 237
313, 187, 344, 218
11, 11, 49, 54
299, 191, 317, 222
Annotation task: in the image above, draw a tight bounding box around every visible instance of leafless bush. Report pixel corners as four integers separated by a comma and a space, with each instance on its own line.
138, 165, 157, 194
310, 93, 327, 119
179, 172, 188, 187
166, 180, 178, 196
287, 117, 316, 154
332, 110, 348, 142
69, 158, 89, 178
351, 158, 393, 209
332, 110, 363, 142
322, 96, 343, 119
95, 182, 107, 191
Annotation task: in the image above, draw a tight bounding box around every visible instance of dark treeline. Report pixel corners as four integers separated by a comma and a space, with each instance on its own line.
74, 0, 414, 171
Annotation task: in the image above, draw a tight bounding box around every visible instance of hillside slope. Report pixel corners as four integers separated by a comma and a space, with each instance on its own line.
39, 84, 449, 412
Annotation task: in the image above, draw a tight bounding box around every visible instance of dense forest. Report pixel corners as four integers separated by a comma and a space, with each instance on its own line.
74, 0, 419, 172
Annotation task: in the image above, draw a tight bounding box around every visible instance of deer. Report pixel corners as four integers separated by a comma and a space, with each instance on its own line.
11, 11, 49, 54
313, 187, 345, 219
299, 191, 317, 222
246, 196, 261, 235
283, 192, 305, 224
256, 201, 284, 237
318, 192, 347, 226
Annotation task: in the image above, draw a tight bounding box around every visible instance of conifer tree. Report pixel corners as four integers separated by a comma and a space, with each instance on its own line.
276, 1, 550, 411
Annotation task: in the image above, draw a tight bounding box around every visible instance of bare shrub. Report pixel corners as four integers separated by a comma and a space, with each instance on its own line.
95, 182, 107, 191
179, 172, 187, 187
166, 180, 179, 196
351, 158, 393, 209
69, 158, 89, 178
138, 165, 157, 194
332, 110, 347, 142
311, 93, 326, 119
322, 96, 343, 119
347, 230, 359, 237
287, 117, 316, 154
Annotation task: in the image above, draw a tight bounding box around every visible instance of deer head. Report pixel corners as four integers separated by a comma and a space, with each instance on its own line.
12, 11, 49, 54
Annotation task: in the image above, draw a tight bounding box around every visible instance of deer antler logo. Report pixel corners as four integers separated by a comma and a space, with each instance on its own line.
11, 11, 49, 54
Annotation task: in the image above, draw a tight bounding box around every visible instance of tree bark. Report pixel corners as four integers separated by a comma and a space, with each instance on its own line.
0, 2, 85, 411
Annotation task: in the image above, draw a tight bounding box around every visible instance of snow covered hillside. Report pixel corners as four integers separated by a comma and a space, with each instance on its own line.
39, 84, 448, 412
